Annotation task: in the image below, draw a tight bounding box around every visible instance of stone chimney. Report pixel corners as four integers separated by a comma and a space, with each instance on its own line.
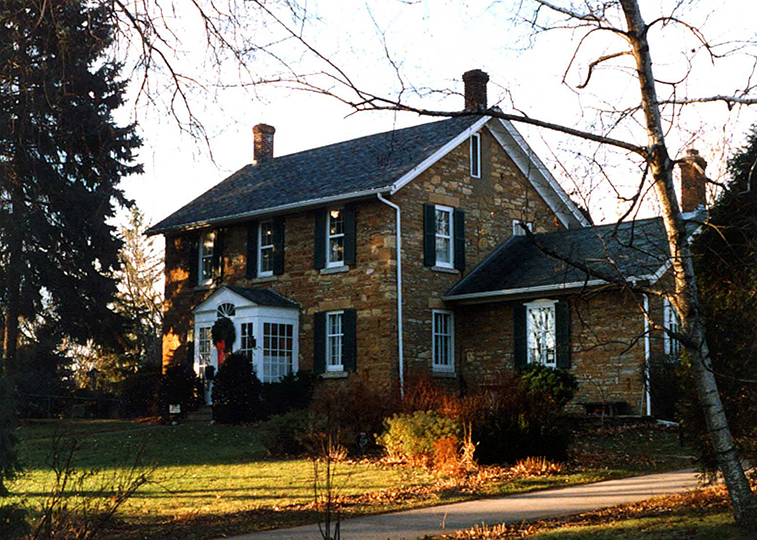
253, 123, 275, 165
679, 148, 707, 212
463, 69, 489, 110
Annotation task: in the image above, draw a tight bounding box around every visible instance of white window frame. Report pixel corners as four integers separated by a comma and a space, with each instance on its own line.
326, 209, 345, 268
197, 326, 212, 366
239, 322, 255, 363
525, 299, 558, 367
470, 133, 481, 178
326, 310, 344, 371
258, 221, 274, 277
262, 321, 295, 383
664, 299, 682, 358
513, 220, 533, 236
434, 205, 454, 268
432, 310, 454, 372
199, 231, 215, 285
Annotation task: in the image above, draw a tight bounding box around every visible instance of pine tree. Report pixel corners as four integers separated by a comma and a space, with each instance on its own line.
0, 0, 142, 383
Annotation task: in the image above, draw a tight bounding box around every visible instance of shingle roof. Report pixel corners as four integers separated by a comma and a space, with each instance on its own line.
226, 287, 300, 309
447, 215, 704, 298
147, 116, 481, 234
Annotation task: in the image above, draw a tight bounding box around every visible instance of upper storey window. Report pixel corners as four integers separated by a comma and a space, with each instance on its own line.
258, 221, 274, 276
470, 133, 481, 178
434, 206, 454, 268
327, 209, 345, 267
199, 231, 215, 285
423, 204, 465, 271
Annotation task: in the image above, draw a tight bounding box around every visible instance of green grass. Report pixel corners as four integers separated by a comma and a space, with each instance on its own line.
8, 419, 692, 539
525, 513, 746, 539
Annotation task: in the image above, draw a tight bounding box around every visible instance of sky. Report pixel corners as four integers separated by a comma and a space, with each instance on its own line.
116, 0, 757, 232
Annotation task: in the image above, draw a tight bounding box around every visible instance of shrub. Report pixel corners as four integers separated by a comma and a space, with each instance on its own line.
260, 370, 316, 419
258, 409, 326, 457
120, 363, 160, 418
159, 362, 203, 418
309, 377, 399, 452
519, 364, 578, 416
212, 352, 262, 423
377, 410, 461, 462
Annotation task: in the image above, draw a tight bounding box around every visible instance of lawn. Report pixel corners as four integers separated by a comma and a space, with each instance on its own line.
9, 418, 692, 540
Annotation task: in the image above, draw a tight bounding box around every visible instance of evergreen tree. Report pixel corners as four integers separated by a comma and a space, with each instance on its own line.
115, 207, 164, 370
0, 0, 142, 383
684, 126, 757, 471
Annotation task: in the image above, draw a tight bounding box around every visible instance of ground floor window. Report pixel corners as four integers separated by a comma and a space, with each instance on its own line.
432, 310, 454, 372
526, 299, 557, 367
198, 327, 212, 365
262, 322, 294, 382
240, 322, 255, 362
664, 299, 682, 359
326, 311, 344, 371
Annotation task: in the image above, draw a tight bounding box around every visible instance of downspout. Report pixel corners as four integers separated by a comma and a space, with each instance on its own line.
643, 294, 652, 416
377, 193, 405, 399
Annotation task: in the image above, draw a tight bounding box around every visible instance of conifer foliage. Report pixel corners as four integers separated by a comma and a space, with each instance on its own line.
0, 0, 142, 381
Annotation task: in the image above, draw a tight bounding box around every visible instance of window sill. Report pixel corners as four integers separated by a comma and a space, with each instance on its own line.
194, 283, 214, 291
431, 265, 459, 275
320, 370, 349, 379
320, 265, 350, 275
252, 275, 277, 283
431, 369, 456, 379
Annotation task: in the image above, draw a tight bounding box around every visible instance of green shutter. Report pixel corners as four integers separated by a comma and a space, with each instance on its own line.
454, 208, 465, 271
188, 233, 199, 285
513, 304, 527, 369
343, 204, 356, 266
246, 221, 258, 279
273, 217, 285, 275
314, 209, 326, 270
313, 311, 326, 374
556, 300, 571, 369
423, 203, 436, 266
343, 308, 357, 372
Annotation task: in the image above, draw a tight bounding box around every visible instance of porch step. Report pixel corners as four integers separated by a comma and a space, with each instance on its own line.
185, 406, 213, 423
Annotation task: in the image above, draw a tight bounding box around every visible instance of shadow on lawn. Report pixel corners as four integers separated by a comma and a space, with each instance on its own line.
105, 505, 324, 540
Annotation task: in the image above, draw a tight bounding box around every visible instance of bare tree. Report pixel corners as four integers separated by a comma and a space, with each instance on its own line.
243, 0, 757, 527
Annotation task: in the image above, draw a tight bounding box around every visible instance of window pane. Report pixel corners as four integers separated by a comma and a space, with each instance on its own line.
260, 222, 273, 247
262, 322, 294, 383
436, 237, 450, 264
329, 237, 344, 264
436, 210, 450, 236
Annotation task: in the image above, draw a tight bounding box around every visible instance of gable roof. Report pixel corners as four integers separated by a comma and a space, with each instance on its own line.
192, 286, 300, 314
147, 115, 588, 236
446, 214, 704, 302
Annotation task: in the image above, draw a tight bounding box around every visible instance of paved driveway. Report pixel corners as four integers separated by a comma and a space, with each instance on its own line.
224, 469, 701, 540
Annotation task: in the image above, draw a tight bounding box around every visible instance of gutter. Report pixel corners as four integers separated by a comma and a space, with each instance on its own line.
376, 194, 405, 399
147, 187, 391, 236
643, 294, 652, 417
444, 279, 609, 303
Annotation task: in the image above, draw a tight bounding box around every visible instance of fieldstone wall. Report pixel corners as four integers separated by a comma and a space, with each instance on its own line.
454, 289, 662, 414
393, 125, 562, 384
162, 199, 400, 389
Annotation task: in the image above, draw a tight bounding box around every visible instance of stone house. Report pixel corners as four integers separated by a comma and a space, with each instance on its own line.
147, 70, 704, 415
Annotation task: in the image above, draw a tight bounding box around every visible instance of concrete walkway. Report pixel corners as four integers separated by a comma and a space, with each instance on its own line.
225, 469, 701, 540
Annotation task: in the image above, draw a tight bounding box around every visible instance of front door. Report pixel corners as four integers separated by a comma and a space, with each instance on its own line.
196, 326, 216, 405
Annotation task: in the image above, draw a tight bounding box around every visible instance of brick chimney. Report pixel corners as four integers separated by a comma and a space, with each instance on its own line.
679, 148, 707, 212
463, 69, 489, 110
253, 123, 275, 165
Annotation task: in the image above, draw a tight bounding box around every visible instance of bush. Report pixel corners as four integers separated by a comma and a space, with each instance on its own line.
399, 370, 574, 465
159, 363, 203, 417
211, 352, 262, 423
519, 364, 578, 414
260, 370, 316, 419
377, 410, 461, 462
309, 377, 399, 452
120, 363, 161, 418
258, 409, 326, 457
